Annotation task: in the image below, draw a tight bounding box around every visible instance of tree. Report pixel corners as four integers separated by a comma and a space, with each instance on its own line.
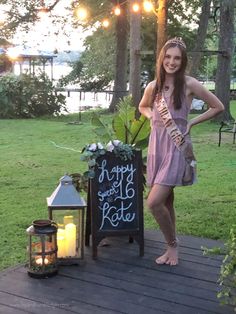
188, 0, 212, 77
71, 0, 130, 112
0, 0, 61, 37
129, 0, 142, 109
77, 28, 115, 90
109, 0, 129, 112
156, 0, 168, 58
4, 0, 231, 116
215, 0, 235, 122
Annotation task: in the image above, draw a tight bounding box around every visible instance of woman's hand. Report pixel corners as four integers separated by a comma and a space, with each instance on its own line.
184, 121, 193, 136
148, 113, 153, 121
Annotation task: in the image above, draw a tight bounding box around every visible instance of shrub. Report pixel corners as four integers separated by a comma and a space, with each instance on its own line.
203, 225, 236, 310
0, 72, 66, 118
217, 225, 236, 310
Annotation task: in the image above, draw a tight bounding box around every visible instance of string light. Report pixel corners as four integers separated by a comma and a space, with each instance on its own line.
102, 19, 110, 28
7, 47, 20, 60
114, 5, 121, 16
143, 0, 154, 13
132, 3, 140, 13
76, 7, 88, 20
74, 1, 158, 28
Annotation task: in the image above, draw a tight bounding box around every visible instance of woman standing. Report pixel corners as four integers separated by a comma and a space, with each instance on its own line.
139, 37, 224, 266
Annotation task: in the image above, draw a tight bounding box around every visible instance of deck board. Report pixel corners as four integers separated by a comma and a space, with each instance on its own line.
0, 230, 234, 314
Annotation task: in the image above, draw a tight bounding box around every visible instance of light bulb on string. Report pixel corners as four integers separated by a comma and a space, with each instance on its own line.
132, 3, 140, 13
143, 0, 154, 13
76, 7, 88, 21
102, 19, 110, 28
114, 5, 121, 16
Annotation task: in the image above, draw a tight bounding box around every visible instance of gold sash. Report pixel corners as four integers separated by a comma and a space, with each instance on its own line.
155, 94, 197, 185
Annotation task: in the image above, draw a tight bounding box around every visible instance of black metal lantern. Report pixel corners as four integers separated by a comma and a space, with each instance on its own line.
47, 174, 86, 265
26, 219, 58, 278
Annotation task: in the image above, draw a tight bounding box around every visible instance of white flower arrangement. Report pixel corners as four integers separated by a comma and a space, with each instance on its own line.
105, 140, 121, 152
81, 140, 135, 178
87, 142, 104, 152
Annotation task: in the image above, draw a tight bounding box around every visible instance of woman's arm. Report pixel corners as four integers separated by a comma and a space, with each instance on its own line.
138, 81, 155, 120
185, 77, 224, 134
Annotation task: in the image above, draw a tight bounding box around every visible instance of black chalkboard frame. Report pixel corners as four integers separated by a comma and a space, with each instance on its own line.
85, 149, 144, 259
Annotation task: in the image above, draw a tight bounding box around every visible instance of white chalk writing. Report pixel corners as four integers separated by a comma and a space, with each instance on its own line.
97, 159, 137, 230
99, 201, 136, 229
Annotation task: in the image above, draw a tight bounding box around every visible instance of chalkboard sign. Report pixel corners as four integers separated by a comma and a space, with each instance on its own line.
85, 150, 144, 259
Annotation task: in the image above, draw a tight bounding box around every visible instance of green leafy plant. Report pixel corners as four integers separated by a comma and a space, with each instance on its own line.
0, 72, 66, 118
80, 96, 148, 185
69, 172, 89, 193
91, 95, 150, 149
202, 225, 236, 310
217, 225, 236, 310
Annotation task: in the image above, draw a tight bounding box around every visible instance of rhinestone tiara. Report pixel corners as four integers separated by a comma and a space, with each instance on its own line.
164, 37, 186, 49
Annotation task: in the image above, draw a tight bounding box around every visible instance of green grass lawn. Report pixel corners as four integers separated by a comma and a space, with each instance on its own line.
0, 103, 235, 270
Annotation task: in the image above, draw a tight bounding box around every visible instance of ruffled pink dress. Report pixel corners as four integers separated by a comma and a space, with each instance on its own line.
147, 95, 195, 187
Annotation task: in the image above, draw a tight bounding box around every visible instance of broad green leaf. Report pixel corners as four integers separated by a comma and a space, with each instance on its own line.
135, 137, 150, 150
130, 115, 150, 145
91, 112, 106, 127
117, 95, 136, 127
112, 96, 136, 143
112, 115, 132, 143
91, 112, 113, 142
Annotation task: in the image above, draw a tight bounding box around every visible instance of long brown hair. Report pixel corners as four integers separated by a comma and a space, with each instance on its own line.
153, 41, 188, 110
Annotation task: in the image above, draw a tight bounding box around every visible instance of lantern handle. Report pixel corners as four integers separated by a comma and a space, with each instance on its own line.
51, 221, 58, 229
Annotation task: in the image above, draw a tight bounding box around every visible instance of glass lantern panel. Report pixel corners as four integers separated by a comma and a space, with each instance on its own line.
29, 233, 57, 274
30, 234, 56, 254
51, 209, 84, 259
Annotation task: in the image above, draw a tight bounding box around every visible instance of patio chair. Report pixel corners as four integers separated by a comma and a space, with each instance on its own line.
218, 121, 236, 146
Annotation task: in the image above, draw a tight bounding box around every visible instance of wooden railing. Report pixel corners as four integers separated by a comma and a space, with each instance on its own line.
56, 87, 236, 100
55, 88, 129, 100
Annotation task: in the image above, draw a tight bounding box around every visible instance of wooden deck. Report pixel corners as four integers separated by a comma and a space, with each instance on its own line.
0, 230, 234, 314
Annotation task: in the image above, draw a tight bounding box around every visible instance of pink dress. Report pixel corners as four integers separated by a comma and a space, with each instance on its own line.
147, 95, 195, 187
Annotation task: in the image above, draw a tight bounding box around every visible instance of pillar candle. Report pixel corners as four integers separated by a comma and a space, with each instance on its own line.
57, 228, 66, 258
63, 215, 73, 225
65, 223, 76, 257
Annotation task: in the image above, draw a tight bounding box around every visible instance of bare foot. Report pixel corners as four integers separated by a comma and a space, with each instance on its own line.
155, 251, 169, 264
98, 238, 111, 247
155, 243, 179, 266
165, 246, 178, 266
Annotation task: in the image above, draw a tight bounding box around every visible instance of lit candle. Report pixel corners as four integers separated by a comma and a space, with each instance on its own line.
65, 223, 76, 257
57, 228, 66, 258
35, 257, 49, 265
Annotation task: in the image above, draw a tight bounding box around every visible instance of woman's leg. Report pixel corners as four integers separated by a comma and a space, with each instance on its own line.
147, 184, 178, 266
165, 190, 176, 236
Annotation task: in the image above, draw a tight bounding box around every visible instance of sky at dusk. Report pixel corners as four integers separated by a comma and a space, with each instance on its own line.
3, 0, 91, 52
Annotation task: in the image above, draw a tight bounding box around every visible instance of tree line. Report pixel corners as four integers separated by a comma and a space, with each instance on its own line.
0, 0, 235, 121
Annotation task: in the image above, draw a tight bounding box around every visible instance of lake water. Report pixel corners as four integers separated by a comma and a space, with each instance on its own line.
59, 89, 111, 114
